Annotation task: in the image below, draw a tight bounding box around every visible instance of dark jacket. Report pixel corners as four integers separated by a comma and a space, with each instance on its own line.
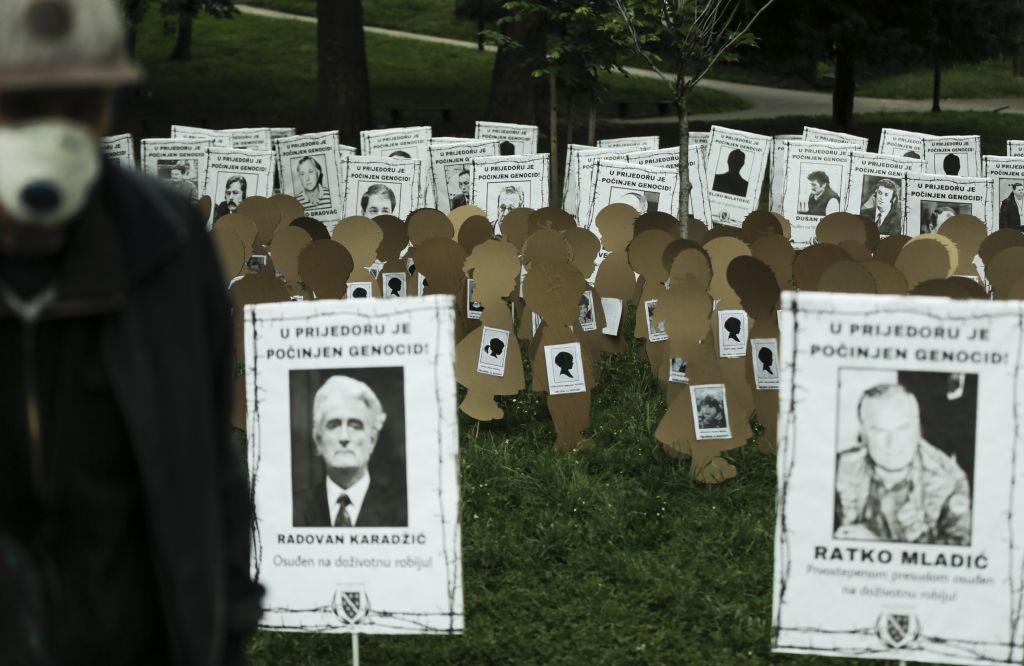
999, 194, 1023, 229
294, 477, 408, 527
0, 163, 262, 664
863, 204, 902, 235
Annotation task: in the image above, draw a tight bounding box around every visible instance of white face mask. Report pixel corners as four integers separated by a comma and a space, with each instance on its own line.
0, 119, 101, 227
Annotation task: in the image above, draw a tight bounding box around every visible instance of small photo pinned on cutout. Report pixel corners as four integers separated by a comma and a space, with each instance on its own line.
476, 326, 510, 377
578, 290, 597, 332
531, 312, 543, 336
544, 342, 586, 395
645, 299, 668, 342
717, 309, 748, 358
382, 272, 407, 298
750, 338, 779, 390
247, 254, 268, 272
668, 357, 689, 384
690, 384, 731, 440
601, 297, 623, 336
347, 282, 373, 299
466, 278, 484, 319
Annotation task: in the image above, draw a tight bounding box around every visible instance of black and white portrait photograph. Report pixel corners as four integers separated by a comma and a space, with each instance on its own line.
382, 272, 407, 298
717, 309, 748, 358
357, 182, 399, 219
466, 278, 484, 319
919, 200, 971, 233
213, 173, 248, 221
997, 179, 1024, 230
798, 164, 842, 217
289, 368, 408, 528
578, 290, 596, 332
157, 158, 200, 202
689, 383, 731, 440
712, 148, 750, 197
291, 155, 332, 209
544, 342, 586, 395
832, 368, 975, 546
476, 326, 510, 377
859, 175, 903, 235
488, 182, 528, 226
446, 165, 472, 209
644, 299, 667, 342
668, 357, 689, 384
347, 282, 373, 299
750, 338, 779, 390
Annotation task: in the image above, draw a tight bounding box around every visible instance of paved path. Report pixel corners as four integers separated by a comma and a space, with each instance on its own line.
237, 4, 1024, 122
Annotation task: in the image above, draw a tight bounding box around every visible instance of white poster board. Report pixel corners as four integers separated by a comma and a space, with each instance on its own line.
923, 135, 982, 178
429, 140, 499, 214
226, 128, 273, 152
562, 143, 592, 217
342, 155, 421, 221
879, 128, 934, 160
773, 290, 1024, 665
903, 173, 997, 235
627, 146, 712, 226
1008, 141, 1024, 158
769, 134, 802, 214
469, 154, 550, 230
802, 126, 869, 152
596, 135, 659, 152
574, 147, 634, 219
204, 147, 274, 225
983, 156, 1024, 230
275, 131, 346, 229
780, 140, 855, 247
140, 138, 210, 204
245, 296, 463, 635
706, 125, 771, 227
844, 151, 925, 236
360, 127, 433, 208
581, 160, 678, 237
474, 121, 539, 155
101, 133, 135, 169
170, 124, 231, 148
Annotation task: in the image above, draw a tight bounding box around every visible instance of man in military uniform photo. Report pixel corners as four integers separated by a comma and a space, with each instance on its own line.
834, 383, 971, 545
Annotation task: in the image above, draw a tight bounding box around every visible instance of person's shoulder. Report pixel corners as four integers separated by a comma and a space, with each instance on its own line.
837, 447, 869, 474
918, 439, 967, 480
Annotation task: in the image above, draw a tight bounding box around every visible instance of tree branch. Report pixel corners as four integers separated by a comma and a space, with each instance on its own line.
686, 0, 776, 91
613, 0, 676, 96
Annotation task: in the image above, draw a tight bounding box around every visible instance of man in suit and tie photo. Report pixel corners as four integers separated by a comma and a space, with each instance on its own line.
293, 374, 408, 527
861, 177, 903, 235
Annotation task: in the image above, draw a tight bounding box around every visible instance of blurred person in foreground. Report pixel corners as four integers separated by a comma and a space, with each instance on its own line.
0, 1, 262, 664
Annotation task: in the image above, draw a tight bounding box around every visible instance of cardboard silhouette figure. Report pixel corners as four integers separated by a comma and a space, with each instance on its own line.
449, 204, 488, 236
214, 213, 258, 257
979, 228, 1024, 267
985, 245, 1024, 299
523, 261, 595, 452
268, 194, 305, 233
528, 206, 576, 235
455, 240, 525, 420
407, 208, 455, 245
652, 278, 751, 483
593, 204, 638, 355
791, 243, 850, 290
332, 216, 383, 298
290, 216, 330, 241
817, 260, 878, 294
516, 229, 573, 343
628, 229, 674, 376
236, 196, 282, 248
661, 238, 703, 275
861, 259, 908, 295
894, 233, 957, 290
498, 208, 533, 249
636, 211, 681, 237
563, 226, 607, 360
270, 223, 313, 293
298, 239, 354, 300
704, 236, 754, 419
740, 210, 784, 243
873, 234, 911, 264
457, 215, 494, 256
750, 233, 794, 290
937, 214, 987, 278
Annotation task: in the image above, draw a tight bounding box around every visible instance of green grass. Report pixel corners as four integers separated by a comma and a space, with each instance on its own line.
124, 11, 746, 139
860, 58, 1024, 99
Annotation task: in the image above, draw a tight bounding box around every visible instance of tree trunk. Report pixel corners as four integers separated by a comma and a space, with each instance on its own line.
123, 0, 147, 57
1014, 42, 1024, 78
587, 92, 597, 145
487, 13, 545, 124
169, 12, 194, 61
832, 47, 855, 129
565, 92, 575, 147
549, 73, 560, 204
317, 0, 372, 144
677, 91, 690, 239
931, 59, 942, 113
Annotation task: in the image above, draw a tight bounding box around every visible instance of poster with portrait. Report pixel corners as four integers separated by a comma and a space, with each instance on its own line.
802, 127, 869, 152
596, 135, 660, 152
429, 140, 500, 214
244, 296, 463, 636
923, 135, 982, 178
101, 133, 135, 169
226, 128, 273, 152
543, 342, 587, 395
705, 125, 771, 228
342, 155, 420, 221
170, 124, 231, 148
844, 151, 925, 236
275, 131, 346, 229
562, 143, 593, 218
879, 128, 934, 160
769, 134, 802, 213
772, 290, 1024, 665
982, 156, 1024, 230
1008, 141, 1024, 158
476, 326, 510, 377
780, 140, 856, 247
140, 138, 210, 204
474, 121, 539, 156
627, 146, 713, 226
574, 147, 636, 220
749, 338, 779, 390
203, 147, 274, 227
361, 126, 433, 208
580, 160, 679, 237
469, 154, 550, 230
689, 384, 731, 440
903, 173, 997, 236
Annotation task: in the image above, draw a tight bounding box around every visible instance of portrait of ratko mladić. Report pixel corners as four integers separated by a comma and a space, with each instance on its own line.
290, 369, 408, 527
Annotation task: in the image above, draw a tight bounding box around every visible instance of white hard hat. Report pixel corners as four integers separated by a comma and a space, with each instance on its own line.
0, 0, 140, 92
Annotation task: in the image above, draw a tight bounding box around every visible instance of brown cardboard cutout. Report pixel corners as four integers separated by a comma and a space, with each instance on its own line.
210, 226, 245, 283
751, 234, 795, 290
414, 237, 469, 298
703, 226, 743, 243
704, 236, 754, 419
270, 224, 312, 289
857, 215, 881, 251
741, 211, 784, 243
792, 243, 850, 291
457, 215, 494, 255
595, 204, 639, 248
236, 196, 281, 246
816, 212, 867, 247
947, 275, 988, 299
873, 234, 911, 264
449, 204, 488, 236
290, 216, 330, 241
817, 260, 878, 294
662, 238, 703, 273
214, 213, 258, 257
838, 239, 871, 262
593, 205, 637, 355
669, 248, 713, 290
635, 211, 681, 237
407, 208, 454, 246
862, 259, 908, 295
564, 227, 601, 279
298, 239, 354, 299
229, 269, 291, 364
629, 229, 674, 375
498, 208, 533, 250
269, 194, 305, 230
986, 246, 1024, 299
980, 228, 1024, 266
528, 206, 575, 234
910, 278, 975, 299
937, 214, 986, 277
895, 234, 957, 290
523, 228, 573, 266
687, 218, 709, 245
1004, 273, 1024, 301
333, 216, 384, 297
523, 261, 594, 452
727, 256, 780, 321
455, 239, 525, 420
704, 237, 752, 303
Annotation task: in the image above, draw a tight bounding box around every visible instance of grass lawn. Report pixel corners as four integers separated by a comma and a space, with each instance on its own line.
860, 59, 1024, 99
123, 11, 746, 140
